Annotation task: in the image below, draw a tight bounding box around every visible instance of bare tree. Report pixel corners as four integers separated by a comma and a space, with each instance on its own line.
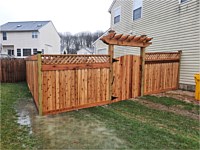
60, 31, 104, 54
60, 32, 73, 54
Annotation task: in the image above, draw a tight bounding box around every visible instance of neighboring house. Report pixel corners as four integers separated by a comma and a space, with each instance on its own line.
0, 21, 60, 58
77, 47, 94, 55
94, 0, 200, 91
93, 29, 110, 54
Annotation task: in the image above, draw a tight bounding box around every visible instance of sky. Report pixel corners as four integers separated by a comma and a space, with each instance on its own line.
0, 0, 113, 34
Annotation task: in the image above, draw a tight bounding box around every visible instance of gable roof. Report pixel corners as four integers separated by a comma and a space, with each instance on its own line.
0, 21, 50, 32
108, 0, 117, 13
92, 28, 111, 45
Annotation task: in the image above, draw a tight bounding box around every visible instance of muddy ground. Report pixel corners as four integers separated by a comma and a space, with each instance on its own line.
16, 99, 127, 149
15, 90, 199, 149
153, 90, 199, 105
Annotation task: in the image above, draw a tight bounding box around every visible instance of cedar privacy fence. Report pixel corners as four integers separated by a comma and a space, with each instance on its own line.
0, 58, 26, 83
26, 31, 182, 115
26, 52, 181, 115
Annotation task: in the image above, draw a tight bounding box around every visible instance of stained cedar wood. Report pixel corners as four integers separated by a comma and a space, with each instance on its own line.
26, 52, 180, 115
0, 59, 26, 83
26, 60, 39, 109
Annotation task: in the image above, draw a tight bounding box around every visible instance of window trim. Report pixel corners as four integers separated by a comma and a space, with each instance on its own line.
17, 49, 21, 57
113, 6, 121, 25
3, 32, 7, 40
8, 49, 14, 56
133, 0, 143, 21
32, 31, 38, 38
23, 48, 32, 56
33, 48, 37, 55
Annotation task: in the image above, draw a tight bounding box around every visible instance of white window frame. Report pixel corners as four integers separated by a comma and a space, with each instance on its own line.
23, 48, 32, 56
32, 31, 38, 38
133, 0, 143, 21
17, 49, 21, 57
113, 6, 121, 24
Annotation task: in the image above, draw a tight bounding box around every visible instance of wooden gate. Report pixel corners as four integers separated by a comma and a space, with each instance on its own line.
112, 55, 141, 102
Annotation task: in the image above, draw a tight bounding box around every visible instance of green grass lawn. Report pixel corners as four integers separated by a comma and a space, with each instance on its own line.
0, 83, 41, 149
1, 83, 199, 149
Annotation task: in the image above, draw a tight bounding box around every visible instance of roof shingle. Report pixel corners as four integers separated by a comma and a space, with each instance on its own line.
0, 21, 50, 31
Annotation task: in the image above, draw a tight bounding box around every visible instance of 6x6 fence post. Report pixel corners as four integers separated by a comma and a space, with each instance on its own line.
37, 53, 43, 116
140, 47, 146, 97
177, 50, 182, 89
108, 44, 114, 101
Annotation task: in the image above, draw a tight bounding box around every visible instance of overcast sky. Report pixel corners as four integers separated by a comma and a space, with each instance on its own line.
0, 0, 113, 34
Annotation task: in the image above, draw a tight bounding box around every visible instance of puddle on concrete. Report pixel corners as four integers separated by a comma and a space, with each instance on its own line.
15, 99, 127, 149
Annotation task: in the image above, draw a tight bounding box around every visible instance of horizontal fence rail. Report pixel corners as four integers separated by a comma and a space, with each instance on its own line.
144, 52, 181, 94
0, 58, 26, 83
26, 52, 181, 115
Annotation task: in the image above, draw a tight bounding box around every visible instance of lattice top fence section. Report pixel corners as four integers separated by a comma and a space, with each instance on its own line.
41, 55, 110, 65
145, 52, 181, 62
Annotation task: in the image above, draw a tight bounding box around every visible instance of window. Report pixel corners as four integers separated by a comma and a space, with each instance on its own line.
133, 7, 142, 20
17, 49, 21, 56
133, 0, 143, 20
8, 49, 14, 56
180, 0, 187, 3
3, 32, 7, 40
23, 49, 31, 56
32, 32, 38, 38
33, 48, 37, 55
113, 7, 121, 24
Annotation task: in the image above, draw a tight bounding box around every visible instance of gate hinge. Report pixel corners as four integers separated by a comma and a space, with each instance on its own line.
140, 65, 142, 71
111, 96, 118, 100
112, 58, 119, 63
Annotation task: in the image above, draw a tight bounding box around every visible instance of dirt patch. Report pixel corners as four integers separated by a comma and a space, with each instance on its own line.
153, 90, 199, 105
15, 99, 127, 149
132, 98, 199, 120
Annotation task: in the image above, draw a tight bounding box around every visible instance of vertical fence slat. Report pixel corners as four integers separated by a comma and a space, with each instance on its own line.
0, 58, 26, 83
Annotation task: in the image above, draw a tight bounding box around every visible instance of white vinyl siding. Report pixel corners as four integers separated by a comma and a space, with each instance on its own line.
113, 7, 121, 24
107, 0, 200, 86
97, 48, 107, 54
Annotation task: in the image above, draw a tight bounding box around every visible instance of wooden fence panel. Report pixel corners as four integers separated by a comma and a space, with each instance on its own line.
0, 58, 26, 83
40, 55, 110, 115
26, 52, 181, 115
112, 55, 141, 102
42, 68, 110, 114
144, 52, 181, 94
26, 56, 39, 107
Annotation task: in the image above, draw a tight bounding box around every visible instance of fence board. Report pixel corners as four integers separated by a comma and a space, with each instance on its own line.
26, 59, 38, 107
0, 58, 26, 83
26, 52, 181, 115
112, 55, 141, 102
144, 52, 180, 94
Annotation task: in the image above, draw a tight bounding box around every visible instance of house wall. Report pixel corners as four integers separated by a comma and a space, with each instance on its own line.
99, 0, 200, 88
0, 31, 40, 57
39, 21, 60, 54
77, 49, 91, 55
94, 40, 108, 54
